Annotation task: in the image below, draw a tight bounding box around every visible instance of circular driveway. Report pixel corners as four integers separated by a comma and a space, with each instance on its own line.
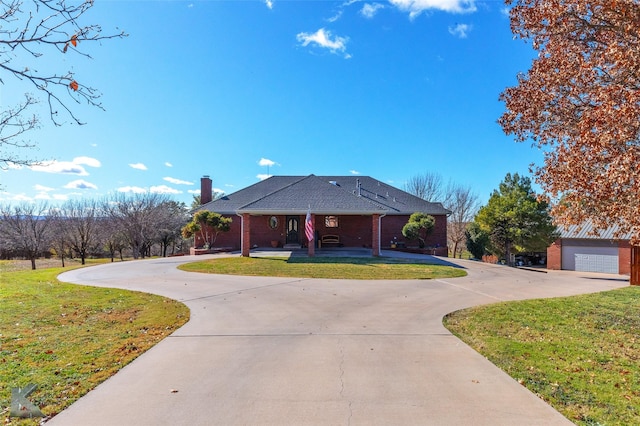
50, 252, 628, 425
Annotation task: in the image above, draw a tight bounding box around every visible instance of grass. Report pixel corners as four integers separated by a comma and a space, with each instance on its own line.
178, 255, 467, 280
0, 263, 189, 424
443, 286, 640, 426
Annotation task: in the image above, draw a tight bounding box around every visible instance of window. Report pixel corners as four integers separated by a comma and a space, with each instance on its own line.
268, 216, 278, 229
325, 216, 339, 228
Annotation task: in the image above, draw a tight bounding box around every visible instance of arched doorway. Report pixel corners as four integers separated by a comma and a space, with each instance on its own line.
286, 216, 299, 245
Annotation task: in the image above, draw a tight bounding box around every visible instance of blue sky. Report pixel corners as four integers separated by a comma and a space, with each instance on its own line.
1, 0, 541, 206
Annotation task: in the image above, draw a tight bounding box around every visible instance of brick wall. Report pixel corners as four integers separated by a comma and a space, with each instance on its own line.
547, 239, 562, 270
198, 213, 449, 253
381, 215, 448, 251
317, 215, 373, 247
618, 241, 631, 275
194, 214, 241, 249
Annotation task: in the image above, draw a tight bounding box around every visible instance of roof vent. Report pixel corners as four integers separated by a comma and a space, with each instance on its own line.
329, 181, 337, 186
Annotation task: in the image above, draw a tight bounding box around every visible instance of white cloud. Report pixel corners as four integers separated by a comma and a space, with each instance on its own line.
448, 23, 471, 38
389, 0, 476, 18
256, 174, 271, 181
213, 187, 224, 194
327, 10, 343, 23
165, 162, 173, 167
3, 193, 33, 202
328, 0, 361, 22
73, 156, 101, 168
2, 162, 23, 171
129, 163, 148, 171
163, 177, 194, 185
350, 170, 361, 175
34, 184, 55, 192
297, 28, 349, 57
187, 189, 201, 194
31, 161, 88, 176
117, 186, 147, 194
35, 191, 67, 201
258, 158, 277, 167
265, 0, 273, 9
35, 192, 51, 200
29, 156, 101, 176
64, 179, 98, 190
150, 185, 181, 194
360, 3, 384, 18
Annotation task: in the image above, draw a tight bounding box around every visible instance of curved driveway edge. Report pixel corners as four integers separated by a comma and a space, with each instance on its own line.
48, 252, 628, 425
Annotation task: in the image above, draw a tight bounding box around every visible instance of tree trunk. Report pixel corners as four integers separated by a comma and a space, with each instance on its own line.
30, 257, 36, 270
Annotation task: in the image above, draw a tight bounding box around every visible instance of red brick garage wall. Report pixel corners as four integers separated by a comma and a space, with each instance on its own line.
619, 241, 631, 275
547, 239, 562, 270
546, 239, 631, 274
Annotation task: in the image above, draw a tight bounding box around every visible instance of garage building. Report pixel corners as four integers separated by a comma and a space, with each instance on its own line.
547, 222, 632, 275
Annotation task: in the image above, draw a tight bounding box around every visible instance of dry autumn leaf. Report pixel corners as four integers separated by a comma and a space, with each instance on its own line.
69, 80, 79, 91
499, 0, 640, 245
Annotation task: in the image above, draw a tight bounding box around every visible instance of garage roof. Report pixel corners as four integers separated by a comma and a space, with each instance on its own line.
559, 221, 633, 240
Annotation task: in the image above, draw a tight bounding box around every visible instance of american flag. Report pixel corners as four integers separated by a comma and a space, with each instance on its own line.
305, 208, 314, 242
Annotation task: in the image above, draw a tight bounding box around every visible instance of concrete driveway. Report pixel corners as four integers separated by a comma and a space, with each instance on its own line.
49, 251, 628, 425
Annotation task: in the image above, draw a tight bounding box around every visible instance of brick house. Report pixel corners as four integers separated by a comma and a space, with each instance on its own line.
194, 175, 451, 257
547, 222, 633, 275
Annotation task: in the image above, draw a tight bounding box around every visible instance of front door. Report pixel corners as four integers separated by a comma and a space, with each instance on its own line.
286, 216, 299, 245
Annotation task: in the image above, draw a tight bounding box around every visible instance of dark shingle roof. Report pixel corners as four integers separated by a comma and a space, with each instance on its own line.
197, 175, 451, 216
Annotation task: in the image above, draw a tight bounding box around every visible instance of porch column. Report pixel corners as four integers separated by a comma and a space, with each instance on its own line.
241, 213, 251, 257
372, 214, 380, 257
307, 214, 315, 257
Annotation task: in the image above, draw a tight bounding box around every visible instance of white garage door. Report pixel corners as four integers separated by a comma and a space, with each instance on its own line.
562, 241, 619, 274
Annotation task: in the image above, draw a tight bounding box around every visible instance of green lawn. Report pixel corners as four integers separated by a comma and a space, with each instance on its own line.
444, 286, 640, 426
178, 255, 467, 280
0, 264, 189, 424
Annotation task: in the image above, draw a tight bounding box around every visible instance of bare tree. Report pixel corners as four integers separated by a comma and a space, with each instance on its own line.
1, 0, 126, 167
445, 184, 480, 258
404, 172, 446, 202
57, 198, 101, 264
155, 200, 189, 257
105, 192, 171, 259
99, 216, 127, 262
50, 209, 70, 267
0, 95, 39, 168
0, 202, 53, 269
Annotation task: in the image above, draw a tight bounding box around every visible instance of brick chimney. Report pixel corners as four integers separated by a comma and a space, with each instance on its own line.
200, 175, 212, 205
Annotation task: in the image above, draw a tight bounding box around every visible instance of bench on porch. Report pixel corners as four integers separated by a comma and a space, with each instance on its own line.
320, 234, 342, 247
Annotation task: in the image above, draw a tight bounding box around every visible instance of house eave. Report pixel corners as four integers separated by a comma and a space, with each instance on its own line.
235, 209, 387, 216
